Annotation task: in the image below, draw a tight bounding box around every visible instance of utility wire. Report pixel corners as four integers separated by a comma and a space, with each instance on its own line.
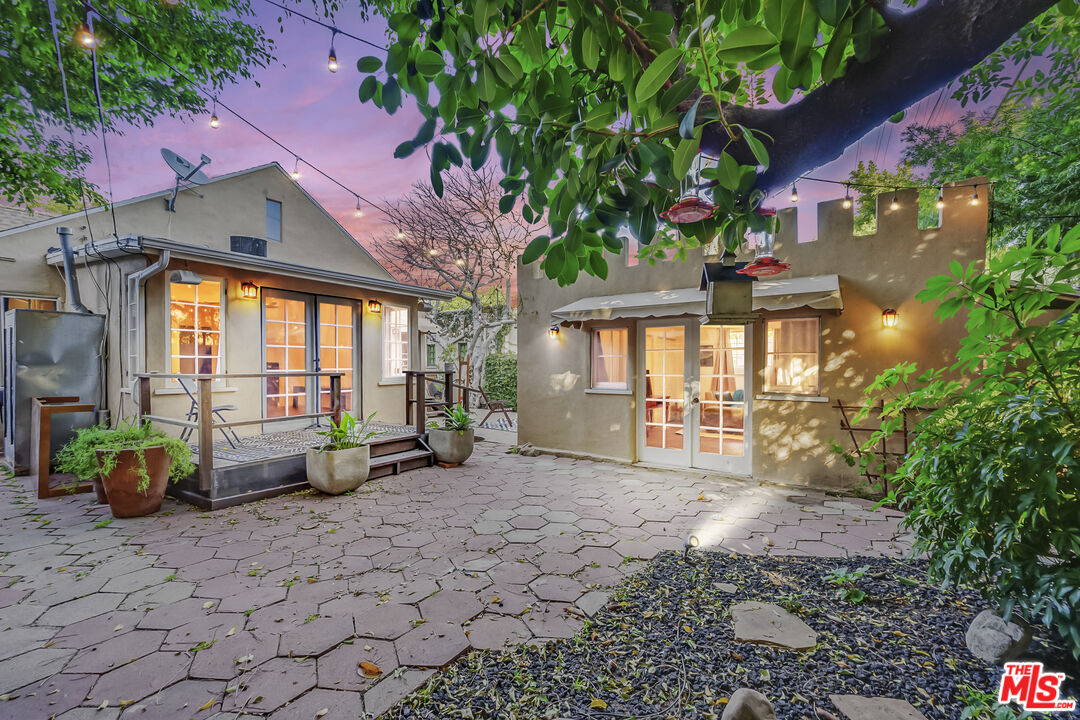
259, 0, 387, 52
84, 2, 395, 219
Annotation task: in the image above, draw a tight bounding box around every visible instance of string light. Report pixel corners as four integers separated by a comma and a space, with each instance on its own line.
208, 97, 220, 129
395, 230, 405, 239
890, 192, 899, 211
327, 30, 339, 73
455, 258, 466, 266
936, 187, 945, 210
789, 184, 798, 203
76, 24, 96, 48
427, 248, 439, 256
354, 196, 363, 217
841, 184, 852, 209
290, 156, 301, 180
970, 185, 980, 205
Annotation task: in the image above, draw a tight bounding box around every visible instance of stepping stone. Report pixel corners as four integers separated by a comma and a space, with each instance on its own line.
830, 695, 929, 720
714, 582, 738, 593
730, 601, 817, 650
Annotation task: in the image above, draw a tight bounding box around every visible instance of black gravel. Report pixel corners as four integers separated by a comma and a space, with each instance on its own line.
387, 552, 1080, 719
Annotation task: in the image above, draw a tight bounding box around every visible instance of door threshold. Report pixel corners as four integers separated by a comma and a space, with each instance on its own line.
632, 460, 751, 479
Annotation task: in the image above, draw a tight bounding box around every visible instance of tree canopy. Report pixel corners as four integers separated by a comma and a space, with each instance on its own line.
350, 0, 1066, 284
2, 0, 272, 210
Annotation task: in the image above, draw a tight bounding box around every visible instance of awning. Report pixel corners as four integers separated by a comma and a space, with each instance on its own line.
550, 274, 842, 323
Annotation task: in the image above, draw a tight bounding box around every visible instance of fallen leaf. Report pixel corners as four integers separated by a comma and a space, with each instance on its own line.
682, 625, 693, 633
359, 661, 382, 677
202, 601, 216, 609
226, 626, 236, 637
113, 625, 124, 632
590, 697, 607, 709
198, 697, 216, 711
315, 709, 329, 718
97, 700, 109, 710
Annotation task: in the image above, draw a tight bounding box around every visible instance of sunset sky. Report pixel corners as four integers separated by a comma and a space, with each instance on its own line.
81, 3, 985, 254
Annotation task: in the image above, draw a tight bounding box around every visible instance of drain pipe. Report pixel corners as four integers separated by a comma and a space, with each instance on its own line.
57, 226, 90, 313
126, 248, 170, 379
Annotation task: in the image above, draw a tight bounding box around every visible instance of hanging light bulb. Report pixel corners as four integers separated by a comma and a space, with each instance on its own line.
427, 248, 439, 256
290, 157, 301, 180
395, 230, 405, 239
842, 184, 852, 209
789, 183, 799, 203
970, 185, 980, 205
327, 30, 339, 73
936, 187, 945, 210
455, 258, 466, 266
890, 192, 900, 211
208, 98, 220, 129
76, 24, 96, 48
354, 197, 364, 217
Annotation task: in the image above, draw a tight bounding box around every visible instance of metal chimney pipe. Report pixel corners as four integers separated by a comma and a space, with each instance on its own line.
57, 226, 90, 314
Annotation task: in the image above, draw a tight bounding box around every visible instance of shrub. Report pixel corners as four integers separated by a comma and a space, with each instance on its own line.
856, 224, 1080, 657
484, 353, 517, 410
56, 421, 196, 493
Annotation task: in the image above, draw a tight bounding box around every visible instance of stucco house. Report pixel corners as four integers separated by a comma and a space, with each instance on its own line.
517, 181, 988, 489
0, 161, 451, 451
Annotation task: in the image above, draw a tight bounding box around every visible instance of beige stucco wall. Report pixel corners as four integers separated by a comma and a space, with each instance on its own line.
517, 181, 988, 489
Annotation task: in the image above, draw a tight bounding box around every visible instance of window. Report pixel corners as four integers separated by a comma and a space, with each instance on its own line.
318, 301, 354, 413
426, 342, 436, 368
266, 199, 282, 242
170, 280, 222, 375
382, 305, 409, 378
3, 297, 57, 312
764, 317, 820, 395
457, 342, 467, 360
591, 327, 628, 389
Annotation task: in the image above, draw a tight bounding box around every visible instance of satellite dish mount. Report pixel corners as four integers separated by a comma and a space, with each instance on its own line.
161, 148, 211, 212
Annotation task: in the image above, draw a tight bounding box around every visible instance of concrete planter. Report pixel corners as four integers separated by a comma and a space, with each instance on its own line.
96, 445, 170, 518
306, 444, 370, 495
428, 428, 474, 465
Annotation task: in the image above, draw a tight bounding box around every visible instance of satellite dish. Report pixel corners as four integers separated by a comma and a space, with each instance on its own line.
161, 148, 212, 212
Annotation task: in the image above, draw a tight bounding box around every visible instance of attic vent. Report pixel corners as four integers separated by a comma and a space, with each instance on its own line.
230, 236, 267, 257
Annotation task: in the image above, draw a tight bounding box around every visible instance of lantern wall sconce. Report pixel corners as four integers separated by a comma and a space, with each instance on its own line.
548, 325, 560, 339
881, 308, 898, 329
368, 300, 383, 314
240, 281, 258, 299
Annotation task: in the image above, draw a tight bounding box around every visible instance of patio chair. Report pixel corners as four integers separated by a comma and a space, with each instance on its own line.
175, 378, 241, 448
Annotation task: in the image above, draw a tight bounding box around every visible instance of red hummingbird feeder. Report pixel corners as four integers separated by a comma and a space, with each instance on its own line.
737, 208, 791, 277
660, 196, 716, 224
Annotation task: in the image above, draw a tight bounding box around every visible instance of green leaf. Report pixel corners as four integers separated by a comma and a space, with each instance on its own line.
715, 25, 777, 64
673, 128, 702, 179
821, 15, 852, 83
413, 116, 437, 146
499, 194, 516, 214
493, 51, 524, 85
356, 56, 383, 73
634, 47, 682, 103
582, 26, 600, 70
415, 50, 445, 77
588, 251, 609, 280
889, 110, 905, 123
851, 6, 888, 62
357, 76, 378, 103
739, 125, 770, 168
478, 61, 497, 103
780, 0, 818, 70
679, 95, 703, 140
812, 0, 851, 26
393, 141, 415, 159
522, 235, 550, 264
660, 75, 701, 115
543, 243, 565, 279
772, 66, 794, 103
382, 78, 402, 114
389, 12, 421, 43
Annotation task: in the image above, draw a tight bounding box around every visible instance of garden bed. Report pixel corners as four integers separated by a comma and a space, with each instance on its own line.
387, 552, 1078, 719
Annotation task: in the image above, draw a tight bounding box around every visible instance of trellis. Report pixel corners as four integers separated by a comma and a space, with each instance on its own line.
832, 400, 913, 493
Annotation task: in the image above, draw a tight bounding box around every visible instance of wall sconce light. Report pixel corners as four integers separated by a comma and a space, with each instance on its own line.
881, 308, 898, 329
240, 281, 258, 299
548, 325, 559, 338
368, 300, 383, 314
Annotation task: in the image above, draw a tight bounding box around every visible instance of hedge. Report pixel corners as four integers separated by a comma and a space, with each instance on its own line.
483, 353, 517, 411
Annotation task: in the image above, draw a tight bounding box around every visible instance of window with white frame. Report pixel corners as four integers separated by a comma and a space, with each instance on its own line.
382, 305, 409, 378
170, 280, 223, 375
764, 317, 820, 395
426, 342, 437, 368
591, 327, 629, 389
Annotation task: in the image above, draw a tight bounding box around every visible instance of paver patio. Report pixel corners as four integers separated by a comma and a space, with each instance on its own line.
0, 442, 910, 718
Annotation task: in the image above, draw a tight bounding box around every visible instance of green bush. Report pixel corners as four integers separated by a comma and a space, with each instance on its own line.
56, 421, 196, 493
484, 353, 517, 411
857, 224, 1080, 657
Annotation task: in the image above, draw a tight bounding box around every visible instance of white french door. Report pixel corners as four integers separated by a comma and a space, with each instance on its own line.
637, 320, 752, 475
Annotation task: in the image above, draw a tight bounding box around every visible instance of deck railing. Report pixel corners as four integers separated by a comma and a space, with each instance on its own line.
135, 371, 344, 493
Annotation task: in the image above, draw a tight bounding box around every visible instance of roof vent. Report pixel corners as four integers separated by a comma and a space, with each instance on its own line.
230, 236, 267, 257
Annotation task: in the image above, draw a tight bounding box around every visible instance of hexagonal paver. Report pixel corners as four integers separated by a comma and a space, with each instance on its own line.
529, 575, 584, 602
65, 630, 166, 674
0, 670, 94, 718
418, 589, 484, 624
268, 688, 365, 720
316, 638, 398, 692
503, 529, 547, 544
523, 602, 583, 639
38, 592, 123, 627
482, 586, 537, 616
221, 656, 316, 713
353, 603, 420, 640
118, 678, 224, 719
0, 647, 76, 695
189, 629, 278, 680
465, 614, 532, 650
394, 620, 470, 668
488, 560, 541, 586
162, 613, 246, 652
508, 515, 547, 530
278, 615, 355, 656
542, 511, 580, 524
611, 539, 659, 560
137, 597, 216, 631
537, 552, 587, 575
88, 651, 192, 705
342, 537, 392, 557
362, 668, 435, 719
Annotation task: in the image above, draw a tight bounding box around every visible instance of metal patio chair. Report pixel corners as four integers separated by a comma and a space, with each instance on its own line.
176, 377, 241, 448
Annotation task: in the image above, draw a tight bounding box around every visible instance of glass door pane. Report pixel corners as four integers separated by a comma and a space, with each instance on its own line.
698, 325, 746, 457
265, 293, 310, 418
643, 326, 685, 450
317, 300, 354, 413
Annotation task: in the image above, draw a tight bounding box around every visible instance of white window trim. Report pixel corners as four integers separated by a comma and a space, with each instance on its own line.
165, 276, 227, 385
762, 315, 821, 396
590, 326, 630, 391
381, 303, 410, 381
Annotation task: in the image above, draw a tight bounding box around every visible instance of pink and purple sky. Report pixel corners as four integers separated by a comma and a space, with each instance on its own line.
81, 5, 984, 254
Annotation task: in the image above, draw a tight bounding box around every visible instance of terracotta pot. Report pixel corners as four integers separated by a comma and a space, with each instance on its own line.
306, 444, 370, 495
427, 428, 474, 465
92, 477, 108, 505
96, 445, 171, 518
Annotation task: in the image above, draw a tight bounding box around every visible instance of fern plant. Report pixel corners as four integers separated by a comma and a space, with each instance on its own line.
56, 421, 196, 493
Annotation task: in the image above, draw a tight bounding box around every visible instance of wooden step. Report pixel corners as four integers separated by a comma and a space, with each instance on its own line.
368, 447, 433, 479
368, 433, 424, 458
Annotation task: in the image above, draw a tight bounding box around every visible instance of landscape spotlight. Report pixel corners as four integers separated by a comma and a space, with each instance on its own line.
683, 534, 700, 559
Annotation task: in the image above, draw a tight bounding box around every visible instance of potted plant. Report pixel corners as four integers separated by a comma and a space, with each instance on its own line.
56, 422, 196, 518
427, 404, 475, 466
306, 411, 379, 495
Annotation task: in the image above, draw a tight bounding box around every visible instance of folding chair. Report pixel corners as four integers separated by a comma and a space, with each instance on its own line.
176, 378, 241, 448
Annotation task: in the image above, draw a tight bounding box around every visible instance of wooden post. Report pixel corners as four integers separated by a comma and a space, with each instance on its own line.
443, 369, 453, 408
405, 371, 414, 426
330, 374, 342, 427
197, 377, 213, 494
415, 371, 426, 435
138, 376, 151, 421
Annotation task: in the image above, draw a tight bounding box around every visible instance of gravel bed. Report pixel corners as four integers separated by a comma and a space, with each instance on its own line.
387, 552, 1079, 719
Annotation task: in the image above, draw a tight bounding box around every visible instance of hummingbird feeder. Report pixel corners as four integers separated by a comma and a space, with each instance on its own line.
660, 196, 716, 224
737, 209, 791, 277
